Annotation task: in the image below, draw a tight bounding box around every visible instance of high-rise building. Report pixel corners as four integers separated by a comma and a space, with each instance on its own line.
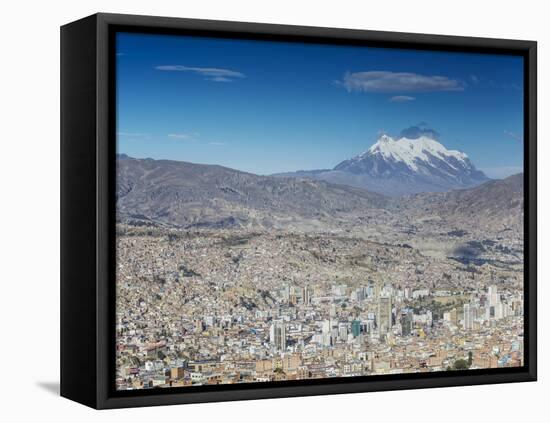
351, 287, 366, 302
400, 309, 413, 336
351, 320, 361, 337
270, 320, 287, 351
463, 303, 475, 330
322, 319, 331, 334
444, 308, 458, 324
378, 296, 392, 334
495, 302, 505, 319
338, 322, 348, 341
366, 283, 375, 298
302, 285, 311, 305
488, 285, 500, 307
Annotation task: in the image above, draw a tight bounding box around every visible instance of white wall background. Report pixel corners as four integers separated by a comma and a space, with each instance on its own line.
0, 0, 546, 421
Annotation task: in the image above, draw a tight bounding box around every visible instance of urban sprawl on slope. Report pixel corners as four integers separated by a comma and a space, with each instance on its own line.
115, 224, 524, 390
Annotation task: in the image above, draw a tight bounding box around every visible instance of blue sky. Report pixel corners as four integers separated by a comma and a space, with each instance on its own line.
116, 32, 524, 178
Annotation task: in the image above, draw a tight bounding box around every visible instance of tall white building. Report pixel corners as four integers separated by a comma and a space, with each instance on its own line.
322, 319, 331, 334
495, 302, 505, 319
488, 285, 500, 307
338, 322, 348, 341
463, 303, 475, 330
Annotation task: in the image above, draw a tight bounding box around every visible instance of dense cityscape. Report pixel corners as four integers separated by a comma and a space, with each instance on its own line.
114, 31, 525, 392
115, 221, 524, 390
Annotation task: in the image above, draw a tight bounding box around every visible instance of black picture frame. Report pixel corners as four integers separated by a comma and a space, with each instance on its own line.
61, 12, 537, 409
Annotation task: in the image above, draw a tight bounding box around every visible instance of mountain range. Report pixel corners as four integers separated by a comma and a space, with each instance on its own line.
401, 172, 524, 233
274, 133, 489, 196
116, 155, 387, 230
116, 154, 522, 233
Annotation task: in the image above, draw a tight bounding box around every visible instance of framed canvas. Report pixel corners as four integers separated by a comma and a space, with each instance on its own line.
60, 13, 537, 409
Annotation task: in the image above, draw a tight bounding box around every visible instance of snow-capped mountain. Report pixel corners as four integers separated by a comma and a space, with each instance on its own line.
335, 134, 486, 180
342, 134, 467, 172
274, 132, 489, 196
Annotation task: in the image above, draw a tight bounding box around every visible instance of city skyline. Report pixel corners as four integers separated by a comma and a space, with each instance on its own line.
115, 31, 525, 391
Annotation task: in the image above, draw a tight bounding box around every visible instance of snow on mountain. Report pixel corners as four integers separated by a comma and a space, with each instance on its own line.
270, 130, 489, 196
361, 134, 467, 172
330, 133, 488, 195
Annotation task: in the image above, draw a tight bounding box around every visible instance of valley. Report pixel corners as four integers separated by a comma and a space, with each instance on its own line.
115, 150, 524, 390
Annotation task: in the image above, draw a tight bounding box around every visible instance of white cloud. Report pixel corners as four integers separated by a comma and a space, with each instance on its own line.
504, 130, 523, 142
209, 77, 232, 82
209, 142, 226, 146
168, 133, 195, 140
339, 71, 465, 93
156, 65, 246, 82
117, 132, 149, 137
389, 95, 416, 102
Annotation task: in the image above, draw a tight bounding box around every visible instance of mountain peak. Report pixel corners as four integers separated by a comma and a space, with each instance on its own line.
275, 128, 489, 196
361, 134, 468, 173
378, 134, 394, 144
331, 132, 489, 195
